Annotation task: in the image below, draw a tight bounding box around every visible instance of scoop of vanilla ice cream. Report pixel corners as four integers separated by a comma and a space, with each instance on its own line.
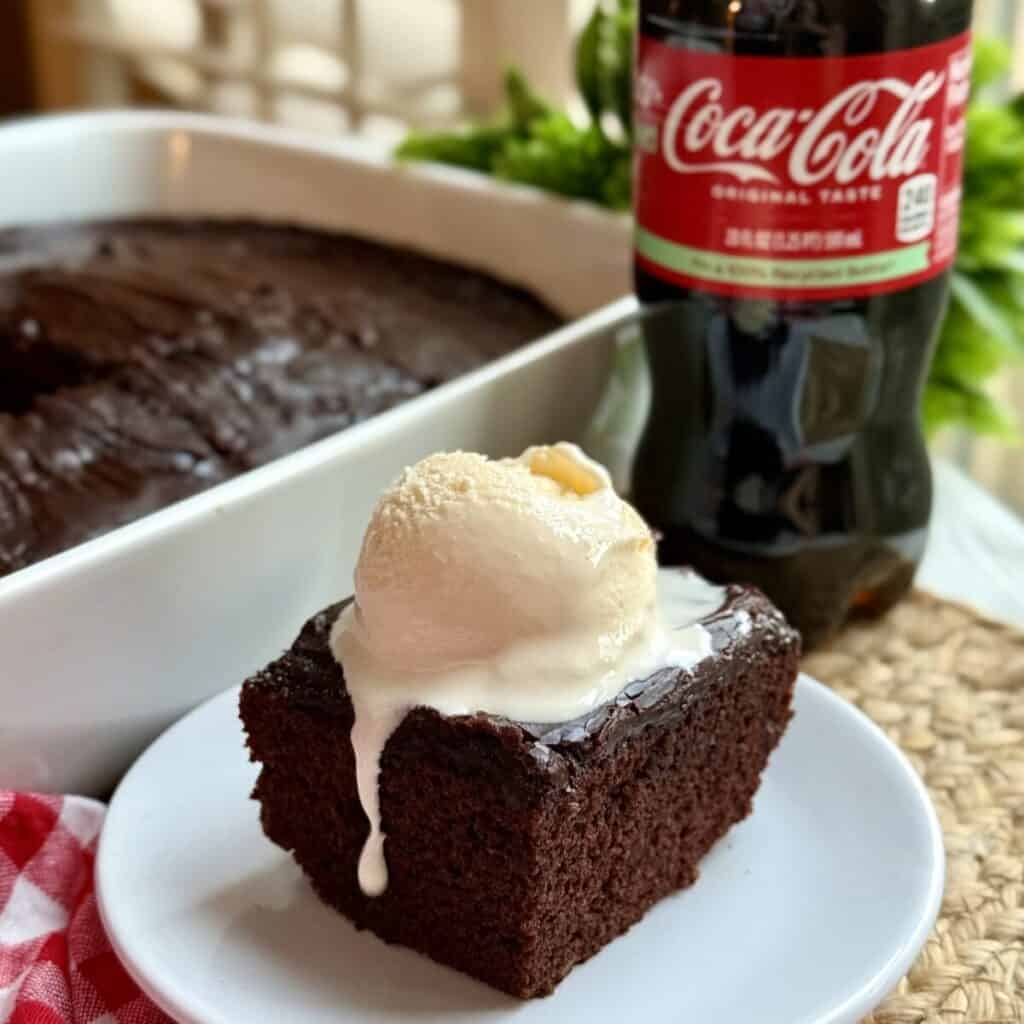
348, 443, 656, 676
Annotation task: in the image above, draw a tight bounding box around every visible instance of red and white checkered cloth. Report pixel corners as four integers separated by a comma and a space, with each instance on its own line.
0, 792, 171, 1024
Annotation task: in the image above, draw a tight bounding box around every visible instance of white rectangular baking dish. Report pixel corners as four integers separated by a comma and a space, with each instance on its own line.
0, 112, 634, 796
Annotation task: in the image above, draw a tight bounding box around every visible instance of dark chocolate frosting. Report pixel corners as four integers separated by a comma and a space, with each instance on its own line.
0, 220, 560, 577
245, 571, 800, 772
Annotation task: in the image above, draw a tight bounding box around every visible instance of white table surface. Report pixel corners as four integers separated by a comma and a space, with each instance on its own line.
922, 459, 1024, 628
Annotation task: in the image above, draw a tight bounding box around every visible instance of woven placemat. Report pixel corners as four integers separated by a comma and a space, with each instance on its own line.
803, 590, 1024, 1024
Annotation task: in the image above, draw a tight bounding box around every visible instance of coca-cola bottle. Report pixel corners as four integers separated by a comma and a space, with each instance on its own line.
631, 0, 974, 647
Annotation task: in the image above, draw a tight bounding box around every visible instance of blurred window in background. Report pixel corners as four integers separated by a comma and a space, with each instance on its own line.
20, 0, 597, 140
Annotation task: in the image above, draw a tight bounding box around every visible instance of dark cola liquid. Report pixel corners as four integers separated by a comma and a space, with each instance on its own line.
632, 0, 974, 648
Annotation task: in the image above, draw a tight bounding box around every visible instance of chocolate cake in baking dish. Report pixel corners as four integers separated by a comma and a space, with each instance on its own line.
0, 220, 558, 577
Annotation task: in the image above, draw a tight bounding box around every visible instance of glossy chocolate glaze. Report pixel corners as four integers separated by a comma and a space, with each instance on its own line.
0, 220, 560, 577
244, 570, 800, 777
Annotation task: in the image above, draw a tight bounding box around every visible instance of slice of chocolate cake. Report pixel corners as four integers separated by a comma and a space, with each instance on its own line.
241, 581, 798, 998
240, 446, 799, 999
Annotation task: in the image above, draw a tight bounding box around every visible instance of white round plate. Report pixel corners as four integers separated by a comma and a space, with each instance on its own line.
97, 674, 943, 1024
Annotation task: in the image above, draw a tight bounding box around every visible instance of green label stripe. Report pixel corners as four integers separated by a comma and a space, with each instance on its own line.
636, 228, 930, 290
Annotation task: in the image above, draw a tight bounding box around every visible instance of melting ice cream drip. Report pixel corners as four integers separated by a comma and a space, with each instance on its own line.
329, 444, 724, 896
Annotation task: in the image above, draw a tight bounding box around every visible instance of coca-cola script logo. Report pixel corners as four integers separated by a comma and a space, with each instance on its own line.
660, 72, 945, 187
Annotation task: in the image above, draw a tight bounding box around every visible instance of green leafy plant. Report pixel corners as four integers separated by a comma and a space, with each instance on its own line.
398, 10, 1024, 438
925, 38, 1024, 436
397, 1, 635, 209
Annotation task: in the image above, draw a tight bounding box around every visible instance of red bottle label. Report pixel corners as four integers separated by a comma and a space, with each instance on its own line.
634, 32, 972, 300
